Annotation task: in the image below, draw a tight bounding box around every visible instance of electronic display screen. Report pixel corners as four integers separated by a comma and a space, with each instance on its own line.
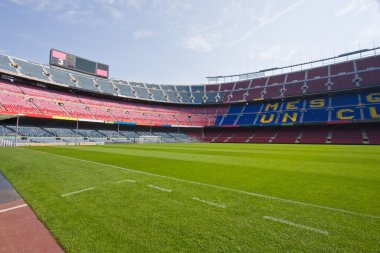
50, 49, 109, 78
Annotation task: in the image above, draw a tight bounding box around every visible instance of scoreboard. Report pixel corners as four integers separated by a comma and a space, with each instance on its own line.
50, 49, 109, 78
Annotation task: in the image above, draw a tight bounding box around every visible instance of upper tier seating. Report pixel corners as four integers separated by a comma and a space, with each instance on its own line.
1, 53, 380, 105
95, 79, 118, 95
0, 55, 18, 73
12, 58, 50, 82
71, 73, 98, 91
46, 67, 77, 87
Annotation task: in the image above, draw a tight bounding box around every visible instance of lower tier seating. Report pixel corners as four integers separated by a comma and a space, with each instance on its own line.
201, 124, 380, 144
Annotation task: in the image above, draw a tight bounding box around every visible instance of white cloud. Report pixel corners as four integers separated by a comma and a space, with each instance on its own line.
6, 0, 78, 11
96, 0, 145, 9
152, 0, 192, 17
183, 33, 217, 53
335, 0, 380, 16
256, 0, 309, 27
133, 30, 154, 39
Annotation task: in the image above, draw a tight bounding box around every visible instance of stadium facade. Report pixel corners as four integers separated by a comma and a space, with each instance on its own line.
0, 48, 379, 145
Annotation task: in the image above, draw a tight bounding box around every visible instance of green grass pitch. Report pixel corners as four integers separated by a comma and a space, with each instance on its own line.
0, 143, 379, 252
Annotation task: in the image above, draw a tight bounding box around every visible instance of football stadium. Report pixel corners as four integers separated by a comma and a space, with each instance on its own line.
0, 1, 380, 252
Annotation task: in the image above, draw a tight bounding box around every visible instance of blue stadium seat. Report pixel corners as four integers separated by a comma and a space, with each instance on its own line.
237, 114, 256, 125
363, 104, 380, 120
302, 109, 329, 123
256, 113, 278, 125
205, 92, 218, 103
176, 86, 191, 93
192, 93, 204, 104
227, 104, 245, 114
331, 106, 361, 121
221, 115, 238, 125
243, 103, 262, 113
181, 93, 192, 103
331, 94, 359, 107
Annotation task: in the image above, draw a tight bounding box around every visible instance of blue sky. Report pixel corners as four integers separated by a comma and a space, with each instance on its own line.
0, 0, 379, 84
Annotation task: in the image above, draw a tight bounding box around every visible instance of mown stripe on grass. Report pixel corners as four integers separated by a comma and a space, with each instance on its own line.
25, 148, 380, 220
51, 146, 377, 180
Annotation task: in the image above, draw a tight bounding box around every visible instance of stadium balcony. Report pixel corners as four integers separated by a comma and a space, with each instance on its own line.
304, 78, 329, 94
95, 78, 118, 95
1, 49, 380, 146
46, 67, 78, 88
358, 69, 380, 88
205, 84, 220, 92
286, 70, 306, 82
330, 61, 354, 75
1, 51, 380, 106
230, 90, 247, 102
282, 81, 305, 97
330, 73, 357, 91
267, 74, 286, 86
307, 66, 328, 79
356, 55, 380, 71
0, 55, 18, 74
11, 58, 51, 82
71, 73, 99, 92
262, 84, 283, 99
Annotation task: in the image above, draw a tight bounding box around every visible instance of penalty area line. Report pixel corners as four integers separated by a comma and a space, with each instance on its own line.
61, 187, 95, 197
192, 197, 226, 208
25, 148, 380, 220
263, 216, 329, 235
0, 204, 28, 214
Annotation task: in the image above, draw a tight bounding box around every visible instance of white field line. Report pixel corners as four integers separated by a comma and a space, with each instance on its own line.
61, 187, 95, 197
147, 184, 172, 192
115, 179, 136, 184
25, 149, 380, 220
263, 216, 329, 235
0, 204, 28, 214
192, 197, 226, 208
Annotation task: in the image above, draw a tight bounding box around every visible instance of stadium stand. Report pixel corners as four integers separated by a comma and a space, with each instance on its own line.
1, 49, 380, 145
